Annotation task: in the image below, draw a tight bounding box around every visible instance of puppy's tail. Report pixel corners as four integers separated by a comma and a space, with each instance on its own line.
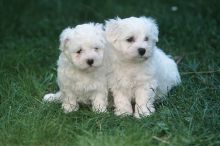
43, 91, 62, 103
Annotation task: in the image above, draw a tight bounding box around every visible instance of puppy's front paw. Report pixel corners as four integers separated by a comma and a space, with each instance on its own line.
93, 106, 107, 113
62, 103, 79, 113
114, 108, 133, 117
134, 104, 155, 118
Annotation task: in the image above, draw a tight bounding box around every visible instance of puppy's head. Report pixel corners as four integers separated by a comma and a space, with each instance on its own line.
59, 23, 105, 71
105, 16, 158, 62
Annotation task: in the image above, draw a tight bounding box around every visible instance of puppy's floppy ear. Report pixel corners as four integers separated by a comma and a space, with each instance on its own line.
105, 17, 121, 43
59, 27, 73, 51
141, 17, 159, 42
94, 23, 106, 44
94, 23, 104, 33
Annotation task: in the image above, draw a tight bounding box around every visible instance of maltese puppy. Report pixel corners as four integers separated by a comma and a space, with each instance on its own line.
43, 23, 109, 113
105, 16, 181, 118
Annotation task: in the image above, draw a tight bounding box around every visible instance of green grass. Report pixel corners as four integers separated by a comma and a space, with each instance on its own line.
0, 0, 220, 145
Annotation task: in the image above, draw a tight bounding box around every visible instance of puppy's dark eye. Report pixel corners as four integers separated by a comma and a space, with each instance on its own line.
95, 47, 99, 50
145, 37, 149, 41
76, 49, 82, 54
126, 37, 135, 43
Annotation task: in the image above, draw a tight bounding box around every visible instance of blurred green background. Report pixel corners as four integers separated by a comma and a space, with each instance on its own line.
0, 0, 220, 145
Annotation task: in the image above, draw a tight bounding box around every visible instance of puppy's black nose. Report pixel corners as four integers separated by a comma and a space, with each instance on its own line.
138, 48, 146, 56
87, 59, 94, 66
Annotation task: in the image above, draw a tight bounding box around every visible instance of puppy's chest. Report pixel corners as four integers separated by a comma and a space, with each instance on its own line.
59, 68, 104, 94
73, 78, 102, 93
75, 78, 104, 95
114, 69, 148, 89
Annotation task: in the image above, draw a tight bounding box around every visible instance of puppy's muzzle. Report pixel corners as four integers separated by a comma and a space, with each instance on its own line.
87, 59, 94, 66
138, 48, 146, 56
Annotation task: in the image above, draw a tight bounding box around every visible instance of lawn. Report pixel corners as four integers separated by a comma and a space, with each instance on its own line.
0, 0, 220, 145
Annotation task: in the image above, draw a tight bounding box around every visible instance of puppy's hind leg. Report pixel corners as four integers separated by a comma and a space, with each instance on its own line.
154, 48, 181, 98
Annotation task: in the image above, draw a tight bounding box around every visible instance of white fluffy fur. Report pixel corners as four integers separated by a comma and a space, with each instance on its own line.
105, 16, 181, 118
43, 23, 109, 113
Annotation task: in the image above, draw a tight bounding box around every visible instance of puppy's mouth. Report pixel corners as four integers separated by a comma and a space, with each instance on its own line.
79, 66, 95, 73
136, 56, 148, 61
85, 64, 101, 72
86, 67, 96, 72
142, 56, 148, 60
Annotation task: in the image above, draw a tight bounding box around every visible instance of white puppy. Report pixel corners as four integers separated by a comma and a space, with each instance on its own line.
105, 17, 181, 118
43, 23, 108, 113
